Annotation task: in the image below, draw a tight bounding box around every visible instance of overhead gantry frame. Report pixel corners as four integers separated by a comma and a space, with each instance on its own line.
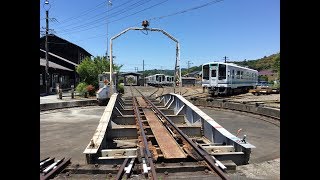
109, 23, 182, 96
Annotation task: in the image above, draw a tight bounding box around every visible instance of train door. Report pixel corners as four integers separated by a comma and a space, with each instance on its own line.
202, 64, 209, 86
210, 64, 218, 87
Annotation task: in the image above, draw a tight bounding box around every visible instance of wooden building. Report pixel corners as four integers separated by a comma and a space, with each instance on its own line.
40, 34, 92, 94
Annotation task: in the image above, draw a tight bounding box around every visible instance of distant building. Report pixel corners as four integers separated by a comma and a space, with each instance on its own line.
40, 34, 92, 94
185, 71, 202, 78
258, 70, 275, 76
182, 77, 196, 86
121, 72, 143, 86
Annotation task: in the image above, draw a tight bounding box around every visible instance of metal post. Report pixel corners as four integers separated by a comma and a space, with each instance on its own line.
176, 43, 182, 95
45, 10, 49, 94
71, 85, 74, 99
143, 59, 145, 86
109, 39, 113, 96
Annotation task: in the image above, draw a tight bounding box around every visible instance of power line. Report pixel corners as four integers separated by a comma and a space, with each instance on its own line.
57, 0, 169, 35
56, 0, 152, 32
57, 1, 107, 24
56, 0, 132, 27
55, 0, 222, 42
148, 0, 223, 22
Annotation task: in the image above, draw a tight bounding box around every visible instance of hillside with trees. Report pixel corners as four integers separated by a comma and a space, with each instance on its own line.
230, 53, 280, 72
231, 52, 280, 82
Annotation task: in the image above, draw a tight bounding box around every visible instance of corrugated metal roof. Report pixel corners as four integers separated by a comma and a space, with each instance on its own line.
40, 34, 92, 57
40, 58, 73, 71
40, 49, 79, 66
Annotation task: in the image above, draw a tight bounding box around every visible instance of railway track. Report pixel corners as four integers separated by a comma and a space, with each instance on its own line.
40, 157, 71, 180
117, 85, 230, 180
148, 86, 164, 98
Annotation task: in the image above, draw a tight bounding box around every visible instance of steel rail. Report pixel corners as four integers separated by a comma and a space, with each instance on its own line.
115, 158, 130, 180
40, 158, 71, 180
133, 86, 230, 180
130, 86, 158, 179
149, 87, 160, 97
40, 157, 55, 172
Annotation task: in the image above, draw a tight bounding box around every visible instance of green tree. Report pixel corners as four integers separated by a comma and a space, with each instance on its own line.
76, 56, 122, 88
272, 54, 280, 79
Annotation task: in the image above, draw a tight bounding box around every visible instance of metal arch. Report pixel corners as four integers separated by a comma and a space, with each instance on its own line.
109, 27, 182, 96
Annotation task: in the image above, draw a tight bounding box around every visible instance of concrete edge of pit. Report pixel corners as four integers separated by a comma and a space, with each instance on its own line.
40, 99, 98, 111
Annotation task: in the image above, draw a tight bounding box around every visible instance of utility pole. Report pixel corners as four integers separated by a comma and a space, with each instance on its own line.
106, 0, 112, 57
224, 56, 228, 63
187, 60, 193, 74
45, 0, 50, 94
143, 60, 144, 72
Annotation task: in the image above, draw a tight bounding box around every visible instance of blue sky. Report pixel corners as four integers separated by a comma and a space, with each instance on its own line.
40, 0, 280, 72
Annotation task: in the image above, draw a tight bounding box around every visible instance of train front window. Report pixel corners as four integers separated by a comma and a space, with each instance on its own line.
210, 64, 217, 77
218, 64, 226, 80
211, 69, 216, 77
202, 65, 209, 80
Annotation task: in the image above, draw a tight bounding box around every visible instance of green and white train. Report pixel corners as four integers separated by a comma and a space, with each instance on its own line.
202, 62, 258, 96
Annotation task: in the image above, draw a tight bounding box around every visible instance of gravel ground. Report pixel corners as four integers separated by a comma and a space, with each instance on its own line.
233, 158, 280, 179
123, 86, 280, 109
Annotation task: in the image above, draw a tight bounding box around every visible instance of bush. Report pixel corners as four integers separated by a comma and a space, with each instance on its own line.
117, 84, 124, 94
76, 82, 88, 97
86, 85, 96, 96
272, 82, 280, 90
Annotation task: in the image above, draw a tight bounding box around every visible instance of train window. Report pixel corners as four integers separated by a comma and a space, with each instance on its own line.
218, 64, 226, 80
240, 71, 243, 79
211, 69, 216, 77
202, 65, 209, 80
232, 70, 235, 79
236, 71, 240, 79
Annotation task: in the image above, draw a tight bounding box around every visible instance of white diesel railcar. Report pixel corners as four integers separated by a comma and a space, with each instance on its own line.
146, 74, 166, 86
164, 75, 174, 86
202, 62, 258, 96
